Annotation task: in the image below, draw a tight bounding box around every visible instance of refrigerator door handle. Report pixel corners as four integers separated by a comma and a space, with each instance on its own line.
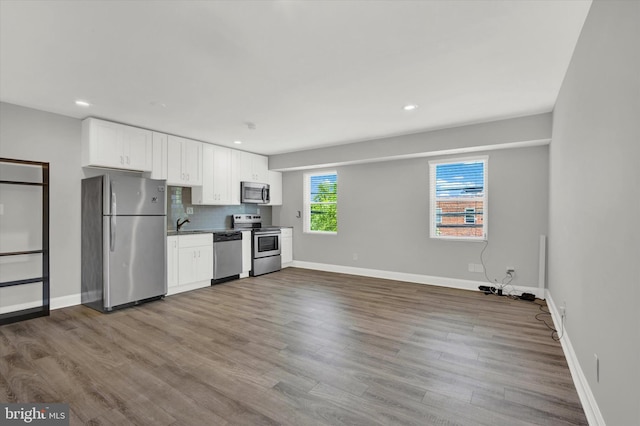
110, 184, 116, 252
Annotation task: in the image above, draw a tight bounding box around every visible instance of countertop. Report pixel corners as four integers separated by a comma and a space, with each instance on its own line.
167, 225, 292, 236
166, 228, 232, 236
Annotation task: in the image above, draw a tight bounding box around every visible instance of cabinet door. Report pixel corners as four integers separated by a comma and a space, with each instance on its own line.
241, 231, 252, 274
238, 151, 264, 182
167, 136, 184, 185
253, 154, 269, 183
230, 150, 242, 205
93, 120, 124, 168
151, 132, 168, 180
267, 170, 282, 205
124, 126, 152, 171
178, 247, 196, 285
182, 139, 202, 185
212, 145, 231, 204
167, 236, 179, 288
193, 144, 215, 204
281, 229, 293, 264
195, 244, 214, 282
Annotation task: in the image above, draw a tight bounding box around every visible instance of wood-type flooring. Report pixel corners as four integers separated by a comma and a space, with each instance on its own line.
0, 267, 587, 425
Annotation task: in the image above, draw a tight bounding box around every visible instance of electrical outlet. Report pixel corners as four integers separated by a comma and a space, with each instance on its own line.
469, 264, 484, 273
186, 207, 194, 215
559, 305, 566, 318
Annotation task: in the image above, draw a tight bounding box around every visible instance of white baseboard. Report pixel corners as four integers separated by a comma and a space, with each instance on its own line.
52, 293, 81, 310
291, 261, 603, 424
167, 280, 210, 296
291, 261, 545, 299
0, 293, 81, 314
545, 291, 605, 426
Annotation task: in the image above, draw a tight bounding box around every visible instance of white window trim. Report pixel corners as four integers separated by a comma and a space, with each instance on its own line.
429, 156, 488, 241
303, 170, 338, 235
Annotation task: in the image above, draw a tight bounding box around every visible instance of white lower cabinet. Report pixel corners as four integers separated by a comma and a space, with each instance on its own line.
240, 230, 252, 278
281, 228, 293, 266
167, 236, 179, 288
167, 233, 213, 295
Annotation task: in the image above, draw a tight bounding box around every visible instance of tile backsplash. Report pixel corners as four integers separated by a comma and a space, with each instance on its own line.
167, 186, 271, 231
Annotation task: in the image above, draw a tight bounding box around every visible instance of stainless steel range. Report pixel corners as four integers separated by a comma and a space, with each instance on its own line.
232, 214, 281, 276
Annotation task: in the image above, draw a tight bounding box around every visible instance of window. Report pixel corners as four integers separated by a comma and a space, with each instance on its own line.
465, 208, 476, 224
304, 171, 337, 234
429, 157, 487, 240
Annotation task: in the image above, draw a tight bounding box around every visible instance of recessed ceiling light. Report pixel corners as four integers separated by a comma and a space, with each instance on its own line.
403, 104, 418, 111
234, 140, 242, 145
75, 100, 91, 107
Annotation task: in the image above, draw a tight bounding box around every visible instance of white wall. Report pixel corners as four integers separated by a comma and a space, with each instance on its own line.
276, 144, 548, 290
0, 102, 83, 308
549, 1, 640, 424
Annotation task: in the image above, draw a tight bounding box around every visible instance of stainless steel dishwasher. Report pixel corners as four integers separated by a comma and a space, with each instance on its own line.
212, 231, 242, 284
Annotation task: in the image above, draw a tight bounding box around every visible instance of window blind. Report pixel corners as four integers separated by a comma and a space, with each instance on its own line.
429, 157, 487, 240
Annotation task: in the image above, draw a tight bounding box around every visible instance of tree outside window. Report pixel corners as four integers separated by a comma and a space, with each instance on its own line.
304, 171, 337, 234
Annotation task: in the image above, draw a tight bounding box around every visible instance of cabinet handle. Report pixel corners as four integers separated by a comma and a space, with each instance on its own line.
126, 156, 130, 164
120, 155, 124, 164
186, 173, 190, 181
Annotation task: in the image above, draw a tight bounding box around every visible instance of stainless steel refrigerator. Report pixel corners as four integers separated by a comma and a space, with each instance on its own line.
81, 174, 167, 312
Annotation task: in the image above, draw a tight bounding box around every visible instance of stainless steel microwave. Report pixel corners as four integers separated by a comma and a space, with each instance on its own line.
241, 181, 270, 204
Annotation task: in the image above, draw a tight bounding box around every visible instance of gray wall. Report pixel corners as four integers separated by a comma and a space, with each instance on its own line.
549, 1, 640, 424
0, 102, 83, 304
0, 102, 273, 308
270, 113, 551, 171
276, 144, 548, 288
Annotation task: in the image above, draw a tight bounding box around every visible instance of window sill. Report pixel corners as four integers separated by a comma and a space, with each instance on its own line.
304, 231, 337, 236
431, 236, 487, 242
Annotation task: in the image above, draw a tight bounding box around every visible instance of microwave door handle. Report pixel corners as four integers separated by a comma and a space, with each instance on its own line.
261, 187, 266, 203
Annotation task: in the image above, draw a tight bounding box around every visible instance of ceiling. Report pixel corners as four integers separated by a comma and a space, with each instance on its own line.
0, 0, 591, 156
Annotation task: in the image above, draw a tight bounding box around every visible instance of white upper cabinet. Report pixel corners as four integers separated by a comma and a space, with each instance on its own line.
267, 170, 282, 206
193, 144, 239, 205
237, 151, 268, 183
167, 135, 202, 187
82, 118, 152, 172
150, 132, 168, 180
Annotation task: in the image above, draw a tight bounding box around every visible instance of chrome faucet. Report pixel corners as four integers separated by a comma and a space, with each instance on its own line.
177, 218, 190, 231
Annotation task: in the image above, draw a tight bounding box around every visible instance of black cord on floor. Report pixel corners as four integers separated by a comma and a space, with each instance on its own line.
534, 300, 564, 341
